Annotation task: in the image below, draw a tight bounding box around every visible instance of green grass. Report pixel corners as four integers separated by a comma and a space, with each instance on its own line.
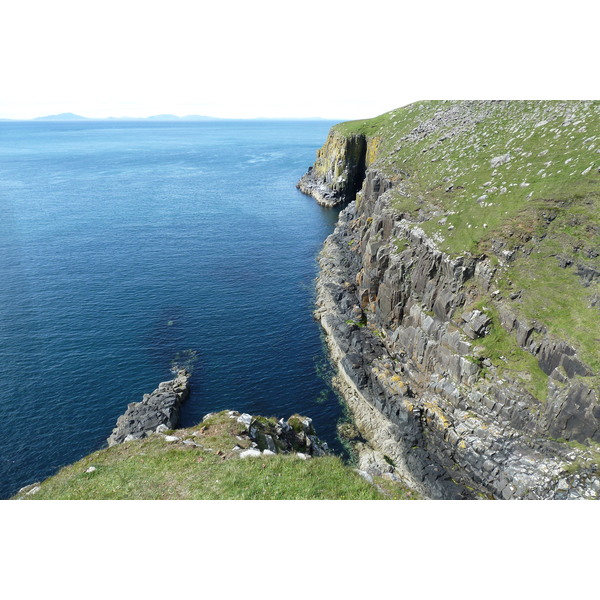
333, 112, 394, 137
343, 101, 599, 255
14, 412, 418, 500
500, 197, 600, 372
471, 304, 549, 401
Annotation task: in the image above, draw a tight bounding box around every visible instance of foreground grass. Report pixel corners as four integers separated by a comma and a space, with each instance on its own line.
15, 414, 418, 500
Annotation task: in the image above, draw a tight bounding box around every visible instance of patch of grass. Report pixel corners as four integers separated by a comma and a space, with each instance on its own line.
500, 197, 600, 372
333, 112, 395, 137
345, 318, 367, 328
392, 237, 410, 254
470, 303, 549, 401
390, 192, 421, 218
373, 476, 421, 499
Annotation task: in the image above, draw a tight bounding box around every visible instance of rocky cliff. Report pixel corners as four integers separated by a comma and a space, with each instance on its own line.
301, 101, 600, 499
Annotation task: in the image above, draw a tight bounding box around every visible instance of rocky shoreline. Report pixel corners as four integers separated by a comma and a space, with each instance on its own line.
104, 372, 330, 457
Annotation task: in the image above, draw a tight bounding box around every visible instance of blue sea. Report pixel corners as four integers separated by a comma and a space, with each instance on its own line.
0, 119, 343, 499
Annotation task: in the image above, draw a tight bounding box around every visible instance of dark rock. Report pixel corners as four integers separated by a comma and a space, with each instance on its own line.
230, 412, 329, 457
576, 264, 600, 286
461, 310, 491, 339
107, 370, 191, 446
538, 339, 575, 376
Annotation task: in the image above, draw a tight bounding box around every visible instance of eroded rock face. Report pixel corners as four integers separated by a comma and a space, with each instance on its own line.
107, 370, 191, 446
296, 131, 369, 207
301, 123, 600, 499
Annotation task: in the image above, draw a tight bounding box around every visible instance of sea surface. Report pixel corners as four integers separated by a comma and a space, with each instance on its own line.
0, 119, 344, 499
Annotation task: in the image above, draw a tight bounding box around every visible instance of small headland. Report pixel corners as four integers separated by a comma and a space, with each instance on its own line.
14, 374, 419, 500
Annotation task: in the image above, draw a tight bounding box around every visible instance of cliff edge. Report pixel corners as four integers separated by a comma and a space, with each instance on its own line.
301, 100, 600, 499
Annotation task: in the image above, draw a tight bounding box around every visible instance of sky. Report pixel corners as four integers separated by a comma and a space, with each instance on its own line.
1, 0, 598, 120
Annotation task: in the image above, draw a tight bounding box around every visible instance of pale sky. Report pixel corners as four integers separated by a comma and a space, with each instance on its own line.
0, 0, 597, 120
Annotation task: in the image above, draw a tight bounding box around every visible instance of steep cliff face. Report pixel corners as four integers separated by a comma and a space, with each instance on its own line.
296, 130, 380, 206
302, 101, 600, 499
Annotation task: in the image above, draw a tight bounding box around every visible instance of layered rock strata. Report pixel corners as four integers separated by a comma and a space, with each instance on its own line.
107, 370, 191, 446
301, 111, 600, 499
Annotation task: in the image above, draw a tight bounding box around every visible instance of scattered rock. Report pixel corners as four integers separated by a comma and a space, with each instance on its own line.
237, 413, 253, 427
240, 448, 262, 459
490, 153, 511, 168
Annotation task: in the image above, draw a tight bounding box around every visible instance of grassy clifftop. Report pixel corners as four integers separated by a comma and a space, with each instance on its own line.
336, 101, 599, 377
15, 411, 418, 500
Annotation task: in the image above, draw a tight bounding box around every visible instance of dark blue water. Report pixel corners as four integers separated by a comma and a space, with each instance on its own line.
0, 120, 342, 499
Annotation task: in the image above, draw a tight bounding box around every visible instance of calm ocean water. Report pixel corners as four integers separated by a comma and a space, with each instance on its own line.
0, 119, 343, 499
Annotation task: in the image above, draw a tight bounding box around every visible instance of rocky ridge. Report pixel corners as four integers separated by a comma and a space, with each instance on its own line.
107, 370, 191, 446
105, 372, 330, 457
301, 101, 600, 499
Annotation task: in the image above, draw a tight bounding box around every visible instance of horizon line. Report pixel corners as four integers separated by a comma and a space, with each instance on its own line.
0, 111, 346, 122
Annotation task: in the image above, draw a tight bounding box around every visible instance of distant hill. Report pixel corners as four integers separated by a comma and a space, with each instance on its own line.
162, 114, 223, 121
107, 115, 329, 121
112, 114, 224, 121
33, 112, 88, 121
14, 113, 327, 122
30, 113, 224, 122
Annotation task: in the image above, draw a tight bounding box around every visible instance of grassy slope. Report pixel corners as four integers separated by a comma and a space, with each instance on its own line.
337, 101, 600, 384
14, 411, 418, 500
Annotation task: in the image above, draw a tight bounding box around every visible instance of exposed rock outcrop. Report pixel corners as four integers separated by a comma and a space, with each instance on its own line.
107, 370, 191, 446
106, 371, 329, 458
207, 410, 330, 458
301, 101, 600, 499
